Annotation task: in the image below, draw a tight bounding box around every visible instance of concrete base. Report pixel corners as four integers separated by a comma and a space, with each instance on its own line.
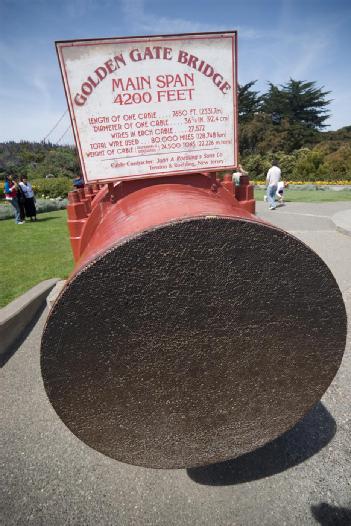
47, 280, 66, 310
332, 209, 351, 237
0, 278, 59, 358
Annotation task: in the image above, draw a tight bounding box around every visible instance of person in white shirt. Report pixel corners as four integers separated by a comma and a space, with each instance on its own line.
276, 181, 286, 202
19, 177, 37, 221
265, 161, 281, 210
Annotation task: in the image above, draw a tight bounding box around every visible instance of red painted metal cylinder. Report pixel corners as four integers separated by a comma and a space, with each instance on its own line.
41, 171, 346, 469
74, 173, 255, 272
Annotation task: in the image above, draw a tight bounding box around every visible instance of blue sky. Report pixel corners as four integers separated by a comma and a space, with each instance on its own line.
1, 0, 350, 143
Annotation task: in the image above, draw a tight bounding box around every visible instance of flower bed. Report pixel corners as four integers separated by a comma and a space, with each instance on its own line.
252, 180, 351, 186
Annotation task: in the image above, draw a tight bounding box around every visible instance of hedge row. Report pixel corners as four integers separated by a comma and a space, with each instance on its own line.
242, 147, 351, 182
31, 177, 73, 198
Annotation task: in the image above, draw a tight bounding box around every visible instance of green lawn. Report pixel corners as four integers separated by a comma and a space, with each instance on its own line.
254, 189, 351, 202
0, 210, 73, 307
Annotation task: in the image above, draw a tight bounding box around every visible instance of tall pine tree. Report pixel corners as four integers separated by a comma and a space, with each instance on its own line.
262, 79, 331, 129
238, 81, 262, 123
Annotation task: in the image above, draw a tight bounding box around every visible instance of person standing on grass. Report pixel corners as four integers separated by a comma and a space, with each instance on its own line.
16, 176, 26, 222
20, 176, 37, 221
4, 174, 24, 224
266, 161, 281, 210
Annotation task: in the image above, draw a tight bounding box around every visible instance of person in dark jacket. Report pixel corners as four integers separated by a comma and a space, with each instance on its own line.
19, 177, 37, 221
15, 176, 26, 222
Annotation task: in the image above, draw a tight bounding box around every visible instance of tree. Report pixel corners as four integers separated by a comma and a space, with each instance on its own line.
262, 79, 331, 130
239, 113, 286, 155
282, 122, 319, 153
261, 83, 287, 124
0, 141, 79, 180
238, 81, 262, 123
239, 113, 318, 155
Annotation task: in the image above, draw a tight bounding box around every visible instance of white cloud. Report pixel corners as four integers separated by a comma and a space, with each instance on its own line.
120, 0, 282, 41
1, 0, 350, 142
64, 0, 113, 19
239, 29, 331, 85
120, 0, 220, 34
289, 37, 329, 79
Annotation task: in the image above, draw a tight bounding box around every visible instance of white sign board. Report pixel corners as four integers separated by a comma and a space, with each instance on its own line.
56, 32, 238, 183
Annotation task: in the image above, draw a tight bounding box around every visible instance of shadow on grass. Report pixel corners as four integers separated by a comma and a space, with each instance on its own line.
311, 502, 351, 525
0, 303, 46, 368
0, 216, 60, 224
187, 402, 335, 486
31, 216, 60, 222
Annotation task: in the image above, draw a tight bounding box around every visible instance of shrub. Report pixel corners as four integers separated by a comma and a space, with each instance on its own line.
243, 147, 351, 183
0, 177, 73, 199
271, 152, 296, 179
291, 149, 327, 181
31, 177, 73, 198
323, 144, 351, 180
243, 151, 297, 180
26, 148, 80, 179
242, 154, 271, 180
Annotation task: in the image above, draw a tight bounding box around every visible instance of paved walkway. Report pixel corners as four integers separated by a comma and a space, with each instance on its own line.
1, 202, 351, 526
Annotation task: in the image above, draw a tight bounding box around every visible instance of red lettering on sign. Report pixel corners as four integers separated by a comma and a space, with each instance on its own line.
177, 50, 231, 94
